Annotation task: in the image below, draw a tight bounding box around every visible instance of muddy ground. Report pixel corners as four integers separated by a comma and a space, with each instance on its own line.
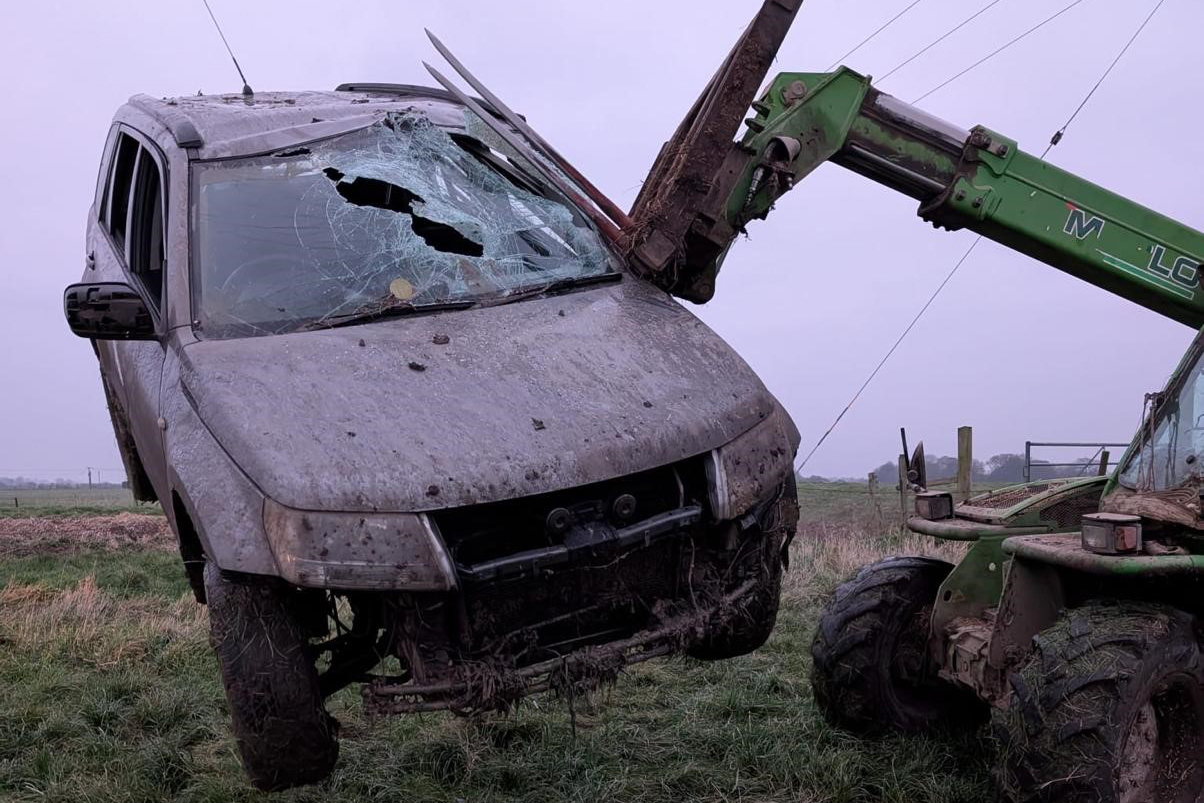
0, 513, 173, 558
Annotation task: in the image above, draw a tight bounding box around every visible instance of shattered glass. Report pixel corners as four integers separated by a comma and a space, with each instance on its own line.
193, 112, 615, 338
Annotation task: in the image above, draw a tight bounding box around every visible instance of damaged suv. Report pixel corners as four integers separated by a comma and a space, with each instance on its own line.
64, 84, 799, 790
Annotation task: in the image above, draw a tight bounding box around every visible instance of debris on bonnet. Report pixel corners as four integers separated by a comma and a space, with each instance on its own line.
408, 361, 426, 372
389, 278, 418, 299
432, 333, 450, 345
531, 418, 546, 431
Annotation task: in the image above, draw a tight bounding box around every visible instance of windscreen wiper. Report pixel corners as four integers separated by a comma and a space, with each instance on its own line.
301, 299, 475, 331
302, 273, 619, 332
477, 272, 622, 308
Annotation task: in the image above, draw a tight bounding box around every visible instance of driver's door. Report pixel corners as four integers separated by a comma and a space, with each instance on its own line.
93, 130, 169, 497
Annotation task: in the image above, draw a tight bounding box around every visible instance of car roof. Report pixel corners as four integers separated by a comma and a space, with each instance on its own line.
125, 84, 499, 159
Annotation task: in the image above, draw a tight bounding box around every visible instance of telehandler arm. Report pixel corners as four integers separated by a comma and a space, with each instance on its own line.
624, 13, 1204, 329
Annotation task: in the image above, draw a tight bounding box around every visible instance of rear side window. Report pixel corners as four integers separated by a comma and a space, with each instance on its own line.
105, 134, 139, 247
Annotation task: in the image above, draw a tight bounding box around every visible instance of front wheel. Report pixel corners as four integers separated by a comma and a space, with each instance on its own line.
687, 481, 797, 660
811, 556, 984, 733
205, 564, 339, 791
995, 601, 1204, 803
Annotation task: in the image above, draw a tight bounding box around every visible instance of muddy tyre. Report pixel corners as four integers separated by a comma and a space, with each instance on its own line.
995, 602, 1204, 803
687, 482, 797, 660
204, 563, 338, 791
811, 556, 981, 733
686, 529, 784, 660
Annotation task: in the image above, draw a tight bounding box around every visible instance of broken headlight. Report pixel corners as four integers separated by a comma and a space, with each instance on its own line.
1080, 512, 1142, 555
706, 407, 795, 521
262, 499, 457, 590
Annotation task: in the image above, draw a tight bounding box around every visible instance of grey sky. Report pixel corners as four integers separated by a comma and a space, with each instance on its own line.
0, 0, 1198, 482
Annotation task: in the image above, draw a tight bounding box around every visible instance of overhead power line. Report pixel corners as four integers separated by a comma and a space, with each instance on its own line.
795, 239, 982, 473
912, 0, 1090, 103
796, 0, 1166, 474
825, 0, 926, 71
879, 0, 1005, 83
1041, 0, 1167, 158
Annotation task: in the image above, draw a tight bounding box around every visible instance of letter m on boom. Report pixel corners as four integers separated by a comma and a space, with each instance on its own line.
1064, 206, 1105, 240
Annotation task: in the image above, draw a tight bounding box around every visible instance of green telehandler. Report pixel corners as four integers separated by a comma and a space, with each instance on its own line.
427, 1, 1204, 796
611, 3, 1204, 801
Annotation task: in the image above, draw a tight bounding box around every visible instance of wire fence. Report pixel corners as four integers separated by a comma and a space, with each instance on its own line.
0, 486, 143, 512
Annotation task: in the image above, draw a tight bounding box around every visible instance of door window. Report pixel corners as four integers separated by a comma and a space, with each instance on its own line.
104, 133, 139, 247
100, 131, 165, 312
128, 149, 165, 310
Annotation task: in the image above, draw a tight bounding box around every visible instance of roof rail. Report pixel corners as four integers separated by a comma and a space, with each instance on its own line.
334, 83, 510, 120
127, 94, 204, 148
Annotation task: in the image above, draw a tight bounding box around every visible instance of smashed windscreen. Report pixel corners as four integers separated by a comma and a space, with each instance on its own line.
192, 112, 616, 338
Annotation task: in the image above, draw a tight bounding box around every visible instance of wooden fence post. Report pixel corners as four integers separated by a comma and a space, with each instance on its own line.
957, 426, 973, 500
868, 472, 883, 529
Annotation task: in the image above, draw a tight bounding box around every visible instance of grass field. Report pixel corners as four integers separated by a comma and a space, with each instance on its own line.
0, 484, 993, 803
0, 486, 157, 519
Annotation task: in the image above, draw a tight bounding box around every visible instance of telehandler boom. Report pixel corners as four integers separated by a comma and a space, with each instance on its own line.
627, 53, 1204, 331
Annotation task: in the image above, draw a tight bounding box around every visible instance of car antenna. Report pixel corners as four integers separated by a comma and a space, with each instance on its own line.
199, 0, 253, 96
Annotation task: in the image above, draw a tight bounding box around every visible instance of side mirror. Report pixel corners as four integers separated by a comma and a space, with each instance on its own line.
907, 441, 928, 490
63, 282, 157, 340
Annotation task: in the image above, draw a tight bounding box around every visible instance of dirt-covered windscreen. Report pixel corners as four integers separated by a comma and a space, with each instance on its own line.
192, 113, 615, 338
1118, 341, 1204, 491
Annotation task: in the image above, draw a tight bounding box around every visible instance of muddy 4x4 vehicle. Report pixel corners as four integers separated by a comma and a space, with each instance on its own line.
63, 84, 799, 790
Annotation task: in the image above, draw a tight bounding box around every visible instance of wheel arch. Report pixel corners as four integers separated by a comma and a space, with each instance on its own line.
168, 487, 208, 603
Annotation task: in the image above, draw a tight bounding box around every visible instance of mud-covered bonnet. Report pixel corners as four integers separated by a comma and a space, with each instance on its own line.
178, 276, 791, 513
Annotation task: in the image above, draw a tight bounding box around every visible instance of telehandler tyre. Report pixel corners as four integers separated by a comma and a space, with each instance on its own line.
811, 556, 983, 733
204, 563, 339, 791
995, 601, 1204, 803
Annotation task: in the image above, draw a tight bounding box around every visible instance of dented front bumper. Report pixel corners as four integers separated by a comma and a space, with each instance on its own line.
363, 577, 759, 715
261, 404, 796, 593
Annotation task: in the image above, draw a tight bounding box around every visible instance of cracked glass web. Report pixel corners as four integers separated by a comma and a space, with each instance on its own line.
193, 112, 614, 338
